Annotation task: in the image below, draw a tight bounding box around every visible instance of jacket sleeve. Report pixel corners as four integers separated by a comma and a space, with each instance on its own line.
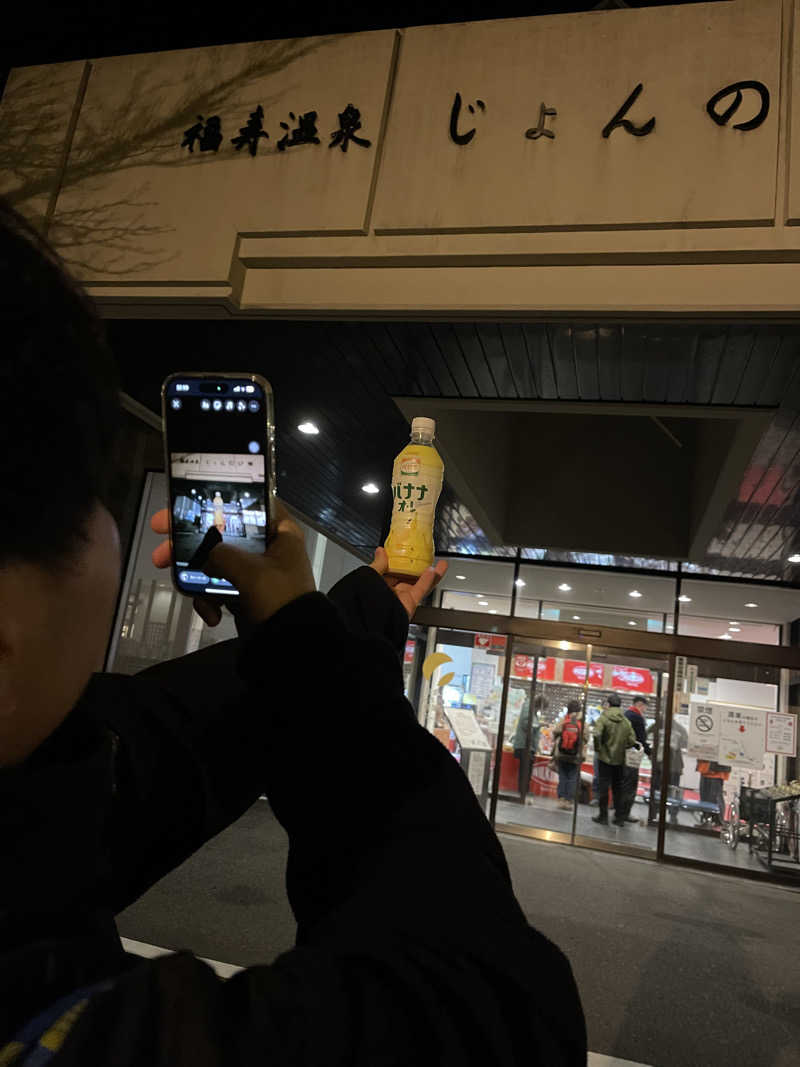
65, 567, 410, 913
59, 578, 586, 1066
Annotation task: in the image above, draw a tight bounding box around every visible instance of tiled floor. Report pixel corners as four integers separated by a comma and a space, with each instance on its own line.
494, 794, 793, 873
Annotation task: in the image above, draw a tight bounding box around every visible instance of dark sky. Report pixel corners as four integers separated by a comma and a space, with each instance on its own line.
1, 1, 708, 92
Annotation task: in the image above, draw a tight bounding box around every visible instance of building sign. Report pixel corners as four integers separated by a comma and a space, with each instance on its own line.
766, 711, 797, 756
374, 2, 781, 233
474, 633, 507, 654
687, 702, 721, 760
563, 661, 604, 687
719, 707, 766, 769
611, 665, 654, 695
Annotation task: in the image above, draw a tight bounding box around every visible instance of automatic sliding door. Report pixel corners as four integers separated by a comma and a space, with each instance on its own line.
493, 638, 591, 840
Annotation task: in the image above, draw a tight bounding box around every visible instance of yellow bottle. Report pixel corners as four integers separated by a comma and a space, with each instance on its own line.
385, 417, 444, 578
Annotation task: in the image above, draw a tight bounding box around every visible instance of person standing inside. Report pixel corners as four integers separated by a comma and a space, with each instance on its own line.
512, 693, 548, 799
592, 694, 637, 827
552, 700, 584, 811
620, 696, 652, 824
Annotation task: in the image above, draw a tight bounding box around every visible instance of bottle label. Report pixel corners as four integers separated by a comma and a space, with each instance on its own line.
391, 457, 443, 526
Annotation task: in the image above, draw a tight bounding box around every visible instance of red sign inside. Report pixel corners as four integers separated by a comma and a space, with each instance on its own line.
510, 655, 556, 680
474, 633, 507, 653
563, 660, 605, 686
611, 664, 654, 694
404, 639, 416, 665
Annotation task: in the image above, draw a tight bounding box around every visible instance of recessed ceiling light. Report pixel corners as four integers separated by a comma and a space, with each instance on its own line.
628, 620, 637, 626
515, 579, 526, 587
729, 622, 739, 627
456, 575, 467, 580
789, 554, 800, 564
678, 595, 692, 603
297, 421, 319, 435
720, 633, 732, 640
628, 590, 642, 598
361, 483, 380, 494
730, 627, 741, 633
573, 615, 581, 620
559, 641, 570, 651
488, 610, 497, 615
478, 601, 489, 606
744, 602, 758, 608
558, 583, 572, 592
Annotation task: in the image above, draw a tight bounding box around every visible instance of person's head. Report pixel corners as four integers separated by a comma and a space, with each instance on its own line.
566, 700, 581, 720
0, 201, 122, 766
632, 697, 647, 712
532, 694, 549, 713
607, 693, 621, 708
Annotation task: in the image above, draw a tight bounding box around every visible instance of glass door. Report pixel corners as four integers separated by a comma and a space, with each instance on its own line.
492, 637, 591, 842
578, 645, 670, 853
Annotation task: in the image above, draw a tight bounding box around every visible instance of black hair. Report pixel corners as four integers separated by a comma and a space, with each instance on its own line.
0, 200, 121, 573
632, 696, 647, 705
566, 699, 581, 717
607, 693, 622, 707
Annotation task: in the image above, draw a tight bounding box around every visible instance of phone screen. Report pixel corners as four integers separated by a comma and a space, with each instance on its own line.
162, 374, 274, 599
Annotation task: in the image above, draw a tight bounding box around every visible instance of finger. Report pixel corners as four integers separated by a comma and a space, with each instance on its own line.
150, 508, 169, 535
408, 565, 441, 607
193, 596, 221, 627
369, 546, 389, 575
151, 538, 172, 569
430, 559, 449, 588
202, 540, 254, 587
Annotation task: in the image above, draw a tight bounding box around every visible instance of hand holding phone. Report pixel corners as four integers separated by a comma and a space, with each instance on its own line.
161, 372, 276, 603
151, 499, 315, 626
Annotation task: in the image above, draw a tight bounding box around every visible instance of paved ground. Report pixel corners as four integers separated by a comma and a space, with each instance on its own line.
117, 800, 800, 1067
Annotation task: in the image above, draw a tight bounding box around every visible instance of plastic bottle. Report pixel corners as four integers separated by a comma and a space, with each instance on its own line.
384, 417, 444, 578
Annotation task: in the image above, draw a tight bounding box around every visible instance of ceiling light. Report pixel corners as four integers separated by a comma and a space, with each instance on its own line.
628, 620, 637, 626
515, 579, 526, 587
729, 622, 739, 627
488, 610, 497, 615
572, 615, 581, 620
558, 583, 572, 592
678, 595, 692, 603
456, 575, 467, 580
789, 554, 800, 564
730, 627, 741, 633
298, 421, 319, 435
628, 590, 642, 598
745, 602, 758, 608
559, 641, 570, 651
666, 625, 674, 631
720, 633, 732, 640
361, 483, 380, 494
478, 601, 489, 606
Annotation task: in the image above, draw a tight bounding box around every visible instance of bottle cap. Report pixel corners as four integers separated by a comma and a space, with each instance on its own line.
411, 417, 436, 438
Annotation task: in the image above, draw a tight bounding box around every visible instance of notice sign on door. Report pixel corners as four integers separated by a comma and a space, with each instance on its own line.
766, 711, 797, 756
719, 707, 766, 769
687, 702, 720, 760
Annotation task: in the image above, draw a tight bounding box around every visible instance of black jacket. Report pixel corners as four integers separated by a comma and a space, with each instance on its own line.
0, 567, 585, 1065
624, 708, 651, 757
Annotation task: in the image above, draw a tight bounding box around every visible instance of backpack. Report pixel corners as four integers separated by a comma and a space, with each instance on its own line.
559, 720, 580, 755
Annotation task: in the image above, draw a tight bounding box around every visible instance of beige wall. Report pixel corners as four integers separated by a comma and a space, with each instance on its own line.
3, 0, 800, 317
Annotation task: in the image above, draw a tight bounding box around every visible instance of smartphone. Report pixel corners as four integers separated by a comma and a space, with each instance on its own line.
161, 371, 276, 600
